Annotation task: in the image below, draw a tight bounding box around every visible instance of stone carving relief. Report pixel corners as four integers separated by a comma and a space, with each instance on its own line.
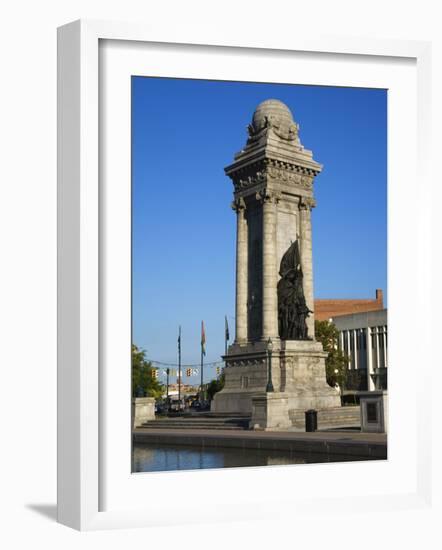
255, 188, 281, 205
283, 356, 296, 370
247, 114, 300, 144
226, 358, 265, 368
232, 163, 315, 193
267, 166, 313, 188
234, 170, 266, 192
299, 196, 317, 210
231, 196, 246, 212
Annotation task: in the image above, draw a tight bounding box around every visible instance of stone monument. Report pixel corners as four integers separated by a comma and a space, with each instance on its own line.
211, 99, 341, 429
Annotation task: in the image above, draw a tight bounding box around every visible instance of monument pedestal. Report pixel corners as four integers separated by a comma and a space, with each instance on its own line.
250, 392, 291, 431
211, 345, 269, 414
211, 340, 341, 421
280, 340, 341, 412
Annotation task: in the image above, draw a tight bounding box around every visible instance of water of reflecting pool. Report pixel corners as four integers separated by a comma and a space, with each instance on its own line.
132, 442, 371, 473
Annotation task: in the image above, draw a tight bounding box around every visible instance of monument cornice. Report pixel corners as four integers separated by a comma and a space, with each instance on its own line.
228, 159, 317, 196
225, 153, 321, 178
225, 357, 266, 368
233, 183, 315, 204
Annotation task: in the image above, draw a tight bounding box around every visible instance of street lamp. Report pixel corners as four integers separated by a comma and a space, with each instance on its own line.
334, 368, 339, 390
166, 368, 170, 411
334, 368, 343, 405
266, 337, 274, 393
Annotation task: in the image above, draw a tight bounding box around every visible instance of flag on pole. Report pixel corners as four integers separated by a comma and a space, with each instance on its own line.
201, 321, 206, 356
225, 315, 230, 341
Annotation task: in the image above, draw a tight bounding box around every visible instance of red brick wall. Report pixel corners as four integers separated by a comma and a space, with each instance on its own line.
314, 289, 383, 321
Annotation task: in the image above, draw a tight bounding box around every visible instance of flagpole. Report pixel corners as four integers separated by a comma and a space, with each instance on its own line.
224, 315, 229, 356
166, 368, 170, 410
178, 325, 181, 412
200, 346, 204, 402
200, 320, 205, 404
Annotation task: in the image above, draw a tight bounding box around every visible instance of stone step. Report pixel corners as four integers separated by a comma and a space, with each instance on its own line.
144, 420, 250, 427
141, 423, 247, 431
166, 414, 250, 420
289, 412, 360, 417
199, 412, 251, 418
290, 416, 361, 423
289, 406, 360, 429
149, 418, 246, 422
295, 412, 360, 418
155, 417, 250, 424
141, 415, 251, 431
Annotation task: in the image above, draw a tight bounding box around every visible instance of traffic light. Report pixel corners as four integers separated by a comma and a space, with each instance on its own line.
186, 368, 192, 377
216, 367, 221, 375
152, 368, 158, 379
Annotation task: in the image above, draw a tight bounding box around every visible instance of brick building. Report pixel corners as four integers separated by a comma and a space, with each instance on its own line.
314, 289, 384, 321
313, 289, 387, 393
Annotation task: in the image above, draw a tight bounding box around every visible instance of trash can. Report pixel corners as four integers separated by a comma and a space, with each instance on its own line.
305, 409, 318, 432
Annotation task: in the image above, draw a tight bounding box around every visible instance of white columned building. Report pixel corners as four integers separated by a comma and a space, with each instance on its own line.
331, 309, 388, 393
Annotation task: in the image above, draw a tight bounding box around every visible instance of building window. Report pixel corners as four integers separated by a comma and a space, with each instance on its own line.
358, 329, 367, 370
349, 330, 355, 369
361, 328, 367, 351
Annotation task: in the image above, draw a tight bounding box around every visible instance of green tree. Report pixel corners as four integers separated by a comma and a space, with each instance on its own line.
206, 372, 225, 401
132, 344, 164, 399
315, 320, 348, 389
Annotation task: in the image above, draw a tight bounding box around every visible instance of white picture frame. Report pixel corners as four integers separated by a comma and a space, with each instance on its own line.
57, 19, 433, 531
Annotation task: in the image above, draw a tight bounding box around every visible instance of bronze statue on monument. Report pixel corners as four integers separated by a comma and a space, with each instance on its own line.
277, 240, 313, 341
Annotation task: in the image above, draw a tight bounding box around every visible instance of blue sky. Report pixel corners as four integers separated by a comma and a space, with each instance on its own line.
132, 77, 387, 380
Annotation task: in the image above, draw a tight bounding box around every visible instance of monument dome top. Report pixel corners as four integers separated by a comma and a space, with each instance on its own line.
252, 99, 294, 128
248, 99, 299, 143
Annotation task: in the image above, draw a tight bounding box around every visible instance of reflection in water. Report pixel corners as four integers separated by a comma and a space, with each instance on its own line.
132, 443, 367, 473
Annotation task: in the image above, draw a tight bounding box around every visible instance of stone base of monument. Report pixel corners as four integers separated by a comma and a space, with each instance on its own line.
249, 392, 291, 431
211, 340, 341, 426
281, 340, 341, 411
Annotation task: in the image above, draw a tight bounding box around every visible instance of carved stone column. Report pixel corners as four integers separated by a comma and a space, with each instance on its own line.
299, 197, 316, 339
259, 190, 279, 340
232, 197, 248, 343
